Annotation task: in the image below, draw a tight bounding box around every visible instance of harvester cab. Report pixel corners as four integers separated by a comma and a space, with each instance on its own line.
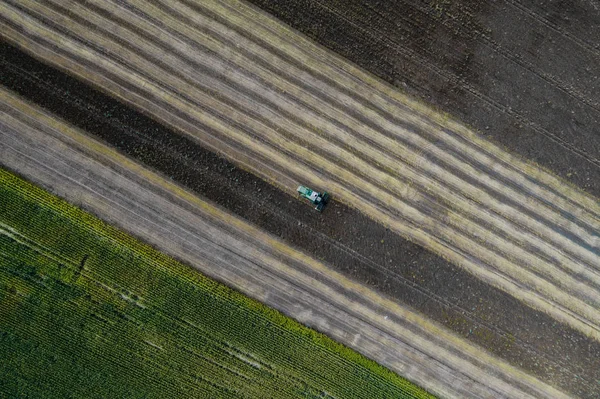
297, 185, 329, 212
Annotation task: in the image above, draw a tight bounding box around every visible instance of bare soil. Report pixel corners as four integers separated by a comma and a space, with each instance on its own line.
2, 41, 599, 397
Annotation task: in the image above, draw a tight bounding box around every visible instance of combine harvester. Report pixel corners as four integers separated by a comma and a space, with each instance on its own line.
297, 185, 329, 212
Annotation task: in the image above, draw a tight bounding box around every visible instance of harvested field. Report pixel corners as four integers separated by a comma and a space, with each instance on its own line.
3, 0, 599, 335
1, 0, 600, 397
0, 88, 575, 398
0, 167, 434, 399
4, 45, 600, 398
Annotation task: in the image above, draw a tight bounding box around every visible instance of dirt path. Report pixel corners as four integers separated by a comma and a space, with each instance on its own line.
0, 86, 575, 399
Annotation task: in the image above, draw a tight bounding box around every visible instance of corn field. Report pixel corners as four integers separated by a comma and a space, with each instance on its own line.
0, 168, 434, 398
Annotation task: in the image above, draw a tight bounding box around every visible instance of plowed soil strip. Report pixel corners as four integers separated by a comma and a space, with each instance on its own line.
0, 87, 574, 399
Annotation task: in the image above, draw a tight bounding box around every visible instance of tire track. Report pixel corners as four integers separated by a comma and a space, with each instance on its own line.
504, 0, 600, 58
2, 0, 599, 341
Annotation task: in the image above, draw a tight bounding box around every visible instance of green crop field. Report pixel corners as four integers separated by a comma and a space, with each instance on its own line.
0, 168, 434, 399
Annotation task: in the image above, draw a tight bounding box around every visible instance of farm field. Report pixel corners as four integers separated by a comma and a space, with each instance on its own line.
0, 88, 571, 398
4, 39, 600, 398
3, 0, 600, 338
0, 167, 434, 399
1, 0, 600, 397
247, 0, 600, 197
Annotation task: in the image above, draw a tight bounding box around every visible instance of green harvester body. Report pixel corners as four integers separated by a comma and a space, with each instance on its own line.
297, 185, 329, 212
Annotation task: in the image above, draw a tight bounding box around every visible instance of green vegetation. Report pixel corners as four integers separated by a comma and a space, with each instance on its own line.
0, 168, 435, 398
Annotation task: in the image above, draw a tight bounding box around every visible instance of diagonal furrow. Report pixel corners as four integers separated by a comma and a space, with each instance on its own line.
503, 0, 600, 59
357, 0, 600, 112
2, 0, 599, 343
